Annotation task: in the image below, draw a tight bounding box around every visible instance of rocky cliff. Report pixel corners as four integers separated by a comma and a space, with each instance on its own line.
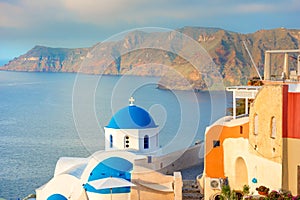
1, 27, 299, 90
2, 46, 89, 73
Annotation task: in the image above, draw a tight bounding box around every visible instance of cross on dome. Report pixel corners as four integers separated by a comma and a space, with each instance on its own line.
129, 96, 135, 106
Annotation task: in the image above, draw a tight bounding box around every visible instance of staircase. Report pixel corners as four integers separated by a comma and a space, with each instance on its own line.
182, 180, 203, 200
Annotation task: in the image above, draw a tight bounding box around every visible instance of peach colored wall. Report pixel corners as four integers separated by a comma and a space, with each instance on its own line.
223, 138, 282, 193
174, 172, 183, 200
130, 169, 176, 200
248, 84, 283, 163
282, 138, 300, 195
130, 185, 174, 200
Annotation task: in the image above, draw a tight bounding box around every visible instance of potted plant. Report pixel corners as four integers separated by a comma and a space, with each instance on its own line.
268, 190, 281, 199
243, 184, 250, 196
256, 185, 269, 196
221, 184, 231, 199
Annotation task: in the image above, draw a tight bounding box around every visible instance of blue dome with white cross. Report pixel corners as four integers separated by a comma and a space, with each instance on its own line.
106, 98, 157, 129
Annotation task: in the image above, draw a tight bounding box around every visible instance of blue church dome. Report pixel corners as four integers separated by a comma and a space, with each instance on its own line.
106, 105, 157, 129
47, 194, 67, 200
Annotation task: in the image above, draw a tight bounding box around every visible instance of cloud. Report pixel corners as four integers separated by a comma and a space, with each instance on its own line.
1, 0, 299, 29
0, 2, 25, 27
63, 0, 185, 25
0, 0, 299, 59
0, 0, 70, 28
232, 1, 300, 14
234, 3, 275, 13
61, 0, 246, 26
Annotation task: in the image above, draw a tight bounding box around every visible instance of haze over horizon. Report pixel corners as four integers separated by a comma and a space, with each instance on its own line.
1, 0, 300, 62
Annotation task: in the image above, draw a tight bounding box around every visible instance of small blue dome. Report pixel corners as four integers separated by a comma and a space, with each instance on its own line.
107, 105, 157, 129
47, 194, 67, 200
85, 157, 133, 194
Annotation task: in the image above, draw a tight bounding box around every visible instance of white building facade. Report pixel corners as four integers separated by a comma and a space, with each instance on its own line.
104, 99, 159, 154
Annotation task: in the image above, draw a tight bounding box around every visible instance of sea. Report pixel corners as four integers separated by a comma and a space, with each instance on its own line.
0, 71, 230, 199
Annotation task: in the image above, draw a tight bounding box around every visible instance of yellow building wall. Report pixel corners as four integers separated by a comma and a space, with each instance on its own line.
282, 138, 300, 195
248, 85, 283, 164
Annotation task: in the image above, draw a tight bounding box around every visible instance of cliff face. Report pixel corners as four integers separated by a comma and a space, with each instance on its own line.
2, 46, 89, 72
2, 27, 300, 90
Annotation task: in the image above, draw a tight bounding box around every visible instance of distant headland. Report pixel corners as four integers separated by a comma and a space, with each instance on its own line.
1, 27, 299, 90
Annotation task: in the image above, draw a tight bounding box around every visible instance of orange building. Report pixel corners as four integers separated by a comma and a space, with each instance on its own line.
201, 49, 300, 199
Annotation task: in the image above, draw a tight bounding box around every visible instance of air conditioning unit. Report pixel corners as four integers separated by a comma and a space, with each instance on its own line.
210, 178, 221, 190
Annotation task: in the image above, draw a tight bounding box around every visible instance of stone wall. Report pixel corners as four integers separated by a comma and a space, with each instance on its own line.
248, 84, 283, 163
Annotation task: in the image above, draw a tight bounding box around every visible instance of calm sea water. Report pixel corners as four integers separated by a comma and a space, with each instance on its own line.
0, 71, 229, 199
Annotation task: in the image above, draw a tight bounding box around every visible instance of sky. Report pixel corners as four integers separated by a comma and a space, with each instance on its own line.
0, 0, 300, 63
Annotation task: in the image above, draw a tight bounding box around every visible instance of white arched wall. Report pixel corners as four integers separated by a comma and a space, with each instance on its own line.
54, 157, 89, 177
223, 138, 282, 193
36, 174, 84, 200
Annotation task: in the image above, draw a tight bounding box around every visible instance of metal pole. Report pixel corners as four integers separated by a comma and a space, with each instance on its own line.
284, 53, 289, 79
243, 41, 262, 80
245, 98, 249, 115
264, 52, 271, 80
233, 91, 236, 119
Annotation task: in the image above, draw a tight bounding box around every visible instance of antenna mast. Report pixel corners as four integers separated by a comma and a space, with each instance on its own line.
243, 41, 262, 80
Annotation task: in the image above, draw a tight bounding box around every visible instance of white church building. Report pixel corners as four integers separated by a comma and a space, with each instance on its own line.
104, 97, 159, 153
35, 97, 203, 200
